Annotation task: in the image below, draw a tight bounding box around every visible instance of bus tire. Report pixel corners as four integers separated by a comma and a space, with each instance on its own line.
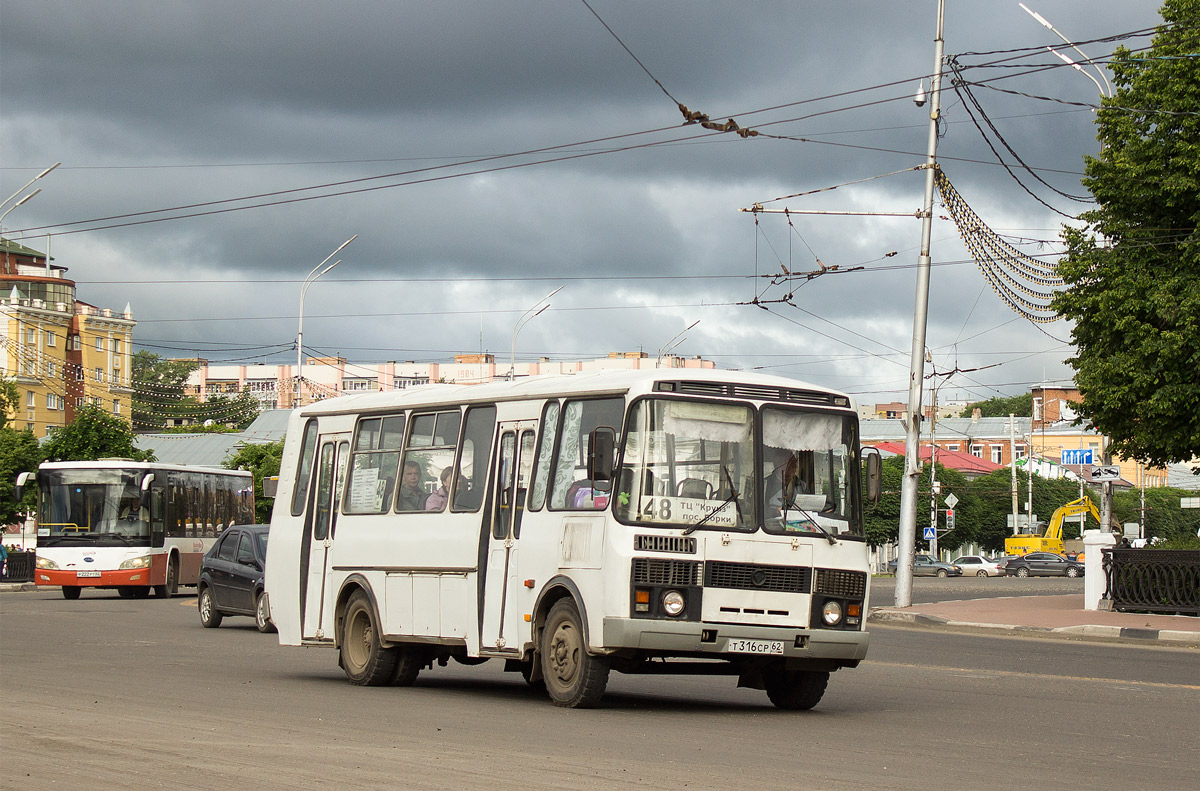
763, 665, 829, 710
62, 586, 81, 600
118, 586, 138, 598
155, 555, 179, 598
198, 586, 223, 628
389, 646, 423, 686
340, 591, 397, 686
540, 599, 609, 708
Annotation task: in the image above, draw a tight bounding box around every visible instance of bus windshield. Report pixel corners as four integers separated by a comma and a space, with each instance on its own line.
614, 398, 757, 531
761, 406, 862, 538
37, 468, 151, 546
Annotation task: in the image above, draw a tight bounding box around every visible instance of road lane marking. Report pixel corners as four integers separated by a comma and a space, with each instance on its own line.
866, 660, 1200, 691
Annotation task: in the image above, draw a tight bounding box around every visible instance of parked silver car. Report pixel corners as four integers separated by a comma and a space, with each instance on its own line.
951, 555, 1006, 577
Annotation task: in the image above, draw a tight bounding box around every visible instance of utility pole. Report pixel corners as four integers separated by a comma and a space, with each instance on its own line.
895, 0, 945, 609
1010, 414, 1019, 536
929, 373, 939, 559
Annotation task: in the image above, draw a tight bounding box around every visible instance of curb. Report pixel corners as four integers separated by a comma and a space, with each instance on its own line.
0, 582, 39, 593
868, 608, 1200, 646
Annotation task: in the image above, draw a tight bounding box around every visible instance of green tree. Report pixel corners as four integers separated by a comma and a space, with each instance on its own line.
224, 440, 283, 524
132, 351, 200, 431
0, 428, 43, 523
966, 469, 1102, 549
42, 405, 154, 462
1053, 0, 1200, 467
958, 393, 1032, 418
1113, 486, 1200, 542
863, 456, 980, 552
0, 376, 20, 429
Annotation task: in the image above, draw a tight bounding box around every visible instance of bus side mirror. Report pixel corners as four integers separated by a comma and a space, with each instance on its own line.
864, 449, 882, 505
14, 471, 32, 502
587, 427, 616, 490
139, 473, 155, 508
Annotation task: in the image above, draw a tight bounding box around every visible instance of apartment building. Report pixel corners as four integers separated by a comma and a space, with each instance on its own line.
0, 238, 135, 435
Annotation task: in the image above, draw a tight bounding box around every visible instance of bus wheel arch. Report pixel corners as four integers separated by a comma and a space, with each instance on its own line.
155, 551, 179, 598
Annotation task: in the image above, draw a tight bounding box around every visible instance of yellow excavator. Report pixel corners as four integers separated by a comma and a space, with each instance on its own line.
1005, 496, 1102, 556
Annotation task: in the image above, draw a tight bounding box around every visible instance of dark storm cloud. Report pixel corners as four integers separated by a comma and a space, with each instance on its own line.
0, 0, 1165, 404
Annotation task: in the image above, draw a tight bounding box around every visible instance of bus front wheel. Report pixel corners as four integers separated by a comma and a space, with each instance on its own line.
340, 591, 397, 686
763, 665, 829, 710
540, 599, 609, 708
155, 556, 179, 598
62, 586, 81, 600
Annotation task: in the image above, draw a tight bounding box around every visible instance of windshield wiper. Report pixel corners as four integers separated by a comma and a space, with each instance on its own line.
682, 484, 739, 537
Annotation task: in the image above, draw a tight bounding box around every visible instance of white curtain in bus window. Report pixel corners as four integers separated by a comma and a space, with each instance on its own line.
549, 397, 624, 510
528, 401, 560, 511
761, 408, 854, 534
345, 416, 405, 514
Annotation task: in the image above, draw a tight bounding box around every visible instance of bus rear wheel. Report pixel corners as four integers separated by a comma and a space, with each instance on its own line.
62, 586, 81, 600
763, 665, 829, 710
540, 599, 609, 708
340, 591, 397, 686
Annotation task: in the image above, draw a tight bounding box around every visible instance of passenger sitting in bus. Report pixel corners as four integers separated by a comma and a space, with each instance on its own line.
397, 461, 426, 511
425, 467, 453, 511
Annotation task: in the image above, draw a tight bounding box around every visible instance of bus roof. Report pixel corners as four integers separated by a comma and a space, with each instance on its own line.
37, 460, 252, 478
293, 368, 857, 417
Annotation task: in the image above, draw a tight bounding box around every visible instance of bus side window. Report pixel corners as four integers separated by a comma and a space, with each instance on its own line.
345, 416, 404, 515
452, 406, 496, 513
398, 411, 461, 513
528, 400, 560, 511
549, 397, 624, 510
290, 419, 320, 517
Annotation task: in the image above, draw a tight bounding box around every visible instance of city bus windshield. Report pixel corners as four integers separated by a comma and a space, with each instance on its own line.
37, 469, 151, 546
614, 399, 757, 531
761, 407, 862, 538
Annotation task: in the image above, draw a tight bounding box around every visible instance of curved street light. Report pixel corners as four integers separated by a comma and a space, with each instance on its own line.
1, 162, 60, 212
297, 235, 357, 404
657, 320, 699, 368
509, 285, 563, 380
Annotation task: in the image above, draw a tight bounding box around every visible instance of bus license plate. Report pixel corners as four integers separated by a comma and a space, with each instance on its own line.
76, 571, 101, 578
723, 638, 784, 655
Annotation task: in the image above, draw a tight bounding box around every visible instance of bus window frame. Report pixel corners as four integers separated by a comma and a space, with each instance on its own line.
546, 395, 626, 512
290, 419, 320, 517
449, 404, 497, 514
395, 408, 462, 514
527, 399, 560, 512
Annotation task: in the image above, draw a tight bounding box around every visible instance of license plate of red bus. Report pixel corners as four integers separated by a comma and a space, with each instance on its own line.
723, 638, 784, 655
76, 571, 101, 578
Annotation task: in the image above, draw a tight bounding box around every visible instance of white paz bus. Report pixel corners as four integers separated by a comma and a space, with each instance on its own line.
20, 461, 254, 599
265, 369, 880, 709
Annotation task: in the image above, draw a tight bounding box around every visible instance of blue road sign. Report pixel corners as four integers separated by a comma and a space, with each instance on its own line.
1061, 448, 1093, 465
923, 527, 937, 540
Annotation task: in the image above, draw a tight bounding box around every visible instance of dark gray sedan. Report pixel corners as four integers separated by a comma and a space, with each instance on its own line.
886, 554, 964, 577
197, 524, 274, 632
1004, 552, 1084, 578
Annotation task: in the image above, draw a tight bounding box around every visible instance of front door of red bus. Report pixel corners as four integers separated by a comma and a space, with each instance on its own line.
481, 421, 537, 653
302, 434, 350, 641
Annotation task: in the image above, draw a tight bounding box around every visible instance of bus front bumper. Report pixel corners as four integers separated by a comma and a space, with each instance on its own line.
601, 617, 869, 662
36, 568, 151, 588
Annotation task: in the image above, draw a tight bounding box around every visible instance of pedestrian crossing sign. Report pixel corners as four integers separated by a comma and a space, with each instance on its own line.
923, 527, 936, 540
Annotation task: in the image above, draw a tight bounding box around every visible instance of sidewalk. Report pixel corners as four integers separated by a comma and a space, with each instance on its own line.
870, 593, 1200, 645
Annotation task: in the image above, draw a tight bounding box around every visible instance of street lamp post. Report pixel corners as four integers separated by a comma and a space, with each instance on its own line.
297, 235, 357, 406
509, 286, 562, 380
657, 320, 699, 368
1, 162, 60, 213
1019, 4, 1113, 97
0, 189, 43, 232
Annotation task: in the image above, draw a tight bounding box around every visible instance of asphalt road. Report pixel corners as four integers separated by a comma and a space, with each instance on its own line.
1, 587, 1195, 791
868, 573, 1085, 606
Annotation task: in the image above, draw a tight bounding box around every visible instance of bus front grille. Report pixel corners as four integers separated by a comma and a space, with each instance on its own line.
704, 561, 811, 593
631, 557, 701, 586
813, 568, 867, 598
634, 535, 697, 554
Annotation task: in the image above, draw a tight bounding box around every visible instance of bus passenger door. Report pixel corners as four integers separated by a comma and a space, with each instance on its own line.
481, 422, 537, 653
301, 435, 350, 641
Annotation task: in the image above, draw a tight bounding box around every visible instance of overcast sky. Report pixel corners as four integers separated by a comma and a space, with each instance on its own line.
0, 0, 1166, 407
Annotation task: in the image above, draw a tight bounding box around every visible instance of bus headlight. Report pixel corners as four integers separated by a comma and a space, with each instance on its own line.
662, 590, 686, 617
119, 555, 152, 570
821, 600, 844, 626
36, 557, 59, 570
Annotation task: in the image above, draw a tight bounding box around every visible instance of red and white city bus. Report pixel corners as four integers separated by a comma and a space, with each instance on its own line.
19, 461, 254, 599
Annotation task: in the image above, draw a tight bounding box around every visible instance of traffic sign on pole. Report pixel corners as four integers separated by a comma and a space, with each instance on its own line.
923, 527, 936, 540
945, 508, 955, 531
1091, 465, 1121, 482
